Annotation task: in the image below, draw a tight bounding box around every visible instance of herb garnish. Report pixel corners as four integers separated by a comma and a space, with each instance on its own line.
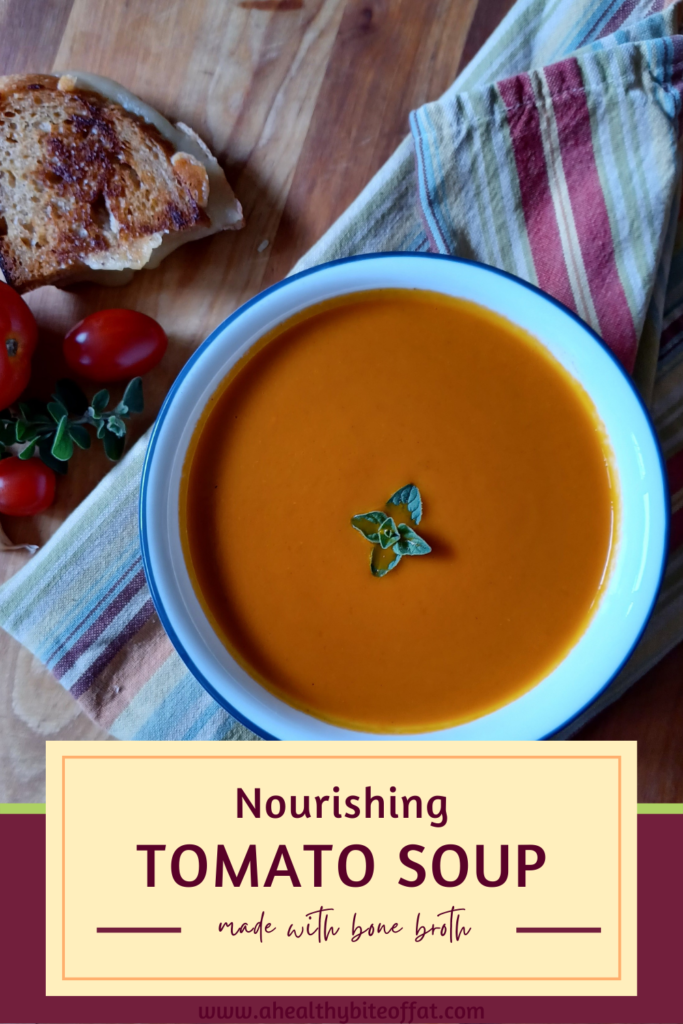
352, 483, 431, 576
387, 483, 422, 524
0, 377, 143, 473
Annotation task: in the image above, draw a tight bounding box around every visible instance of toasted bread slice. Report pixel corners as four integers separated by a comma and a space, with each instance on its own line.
0, 73, 244, 292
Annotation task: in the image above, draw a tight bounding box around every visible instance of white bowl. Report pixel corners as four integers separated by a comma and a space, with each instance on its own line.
140, 253, 669, 740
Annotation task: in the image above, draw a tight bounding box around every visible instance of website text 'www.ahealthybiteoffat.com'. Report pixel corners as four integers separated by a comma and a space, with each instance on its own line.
198, 1002, 484, 1022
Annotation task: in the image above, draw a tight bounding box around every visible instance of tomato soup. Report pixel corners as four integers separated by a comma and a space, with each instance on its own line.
180, 290, 617, 732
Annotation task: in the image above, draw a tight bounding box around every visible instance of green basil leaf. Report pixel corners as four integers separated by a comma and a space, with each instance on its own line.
371, 544, 402, 578
103, 429, 125, 461
15, 420, 38, 443
91, 390, 110, 417
351, 511, 389, 544
121, 377, 144, 415
354, 484, 430, 575
377, 515, 400, 550
53, 378, 88, 416
394, 522, 432, 556
387, 483, 422, 524
38, 436, 68, 475
18, 440, 38, 460
47, 399, 69, 424
51, 415, 74, 461
68, 423, 91, 450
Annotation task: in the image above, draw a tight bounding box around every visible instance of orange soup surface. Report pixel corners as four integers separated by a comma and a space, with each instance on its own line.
181, 290, 616, 732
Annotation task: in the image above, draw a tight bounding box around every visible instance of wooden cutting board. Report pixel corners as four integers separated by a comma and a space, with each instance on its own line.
1, 0, 681, 801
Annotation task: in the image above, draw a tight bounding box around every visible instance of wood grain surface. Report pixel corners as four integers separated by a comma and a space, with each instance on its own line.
1, 0, 680, 801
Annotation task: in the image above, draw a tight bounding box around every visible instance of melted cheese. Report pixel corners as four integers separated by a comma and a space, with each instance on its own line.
56, 71, 244, 282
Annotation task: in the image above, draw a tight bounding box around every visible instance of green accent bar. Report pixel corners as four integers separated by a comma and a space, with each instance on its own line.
0, 803, 46, 814
637, 803, 683, 814
1, 803, 681, 816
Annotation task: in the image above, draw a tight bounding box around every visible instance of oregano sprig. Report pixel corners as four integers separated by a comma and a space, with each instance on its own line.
0, 377, 143, 473
351, 484, 431, 577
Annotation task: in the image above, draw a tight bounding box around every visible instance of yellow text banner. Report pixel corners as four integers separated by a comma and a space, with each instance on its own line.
45, 740, 636, 997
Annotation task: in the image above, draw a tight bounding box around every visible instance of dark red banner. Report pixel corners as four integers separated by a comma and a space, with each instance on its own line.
1, 814, 680, 1023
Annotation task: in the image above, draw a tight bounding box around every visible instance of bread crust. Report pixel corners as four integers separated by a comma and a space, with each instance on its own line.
0, 74, 229, 292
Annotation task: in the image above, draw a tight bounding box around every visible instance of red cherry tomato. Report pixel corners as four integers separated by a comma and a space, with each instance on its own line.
63, 309, 167, 382
0, 456, 56, 516
0, 283, 38, 409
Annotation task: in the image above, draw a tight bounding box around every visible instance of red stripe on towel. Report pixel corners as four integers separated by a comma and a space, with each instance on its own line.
546, 57, 638, 372
52, 569, 148, 680
498, 73, 576, 313
598, 0, 640, 40
49, 557, 143, 663
70, 599, 156, 699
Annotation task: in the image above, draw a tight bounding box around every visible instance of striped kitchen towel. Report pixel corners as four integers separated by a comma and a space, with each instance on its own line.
1, 0, 683, 741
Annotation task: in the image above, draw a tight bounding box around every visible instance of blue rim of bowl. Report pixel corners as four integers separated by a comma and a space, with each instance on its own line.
139, 251, 671, 742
